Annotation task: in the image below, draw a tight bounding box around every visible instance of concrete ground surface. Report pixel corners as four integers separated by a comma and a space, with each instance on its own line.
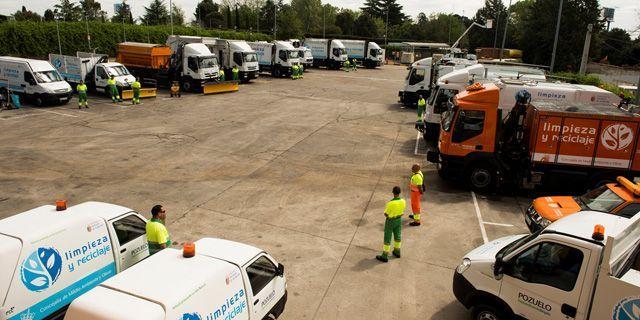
0, 65, 531, 319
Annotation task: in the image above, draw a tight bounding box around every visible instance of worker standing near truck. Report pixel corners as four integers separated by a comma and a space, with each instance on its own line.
417, 95, 426, 122
344, 59, 351, 72
146, 204, 171, 255
131, 78, 141, 105
409, 164, 424, 226
107, 75, 122, 103
218, 69, 226, 82
76, 80, 88, 109
376, 186, 405, 263
351, 58, 357, 71
292, 64, 299, 80
299, 64, 304, 78
232, 65, 239, 81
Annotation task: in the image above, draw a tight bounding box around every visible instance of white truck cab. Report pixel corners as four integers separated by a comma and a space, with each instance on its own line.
50, 52, 135, 94
454, 211, 640, 320
64, 238, 287, 320
249, 41, 300, 77
338, 39, 384, 68
204, 38, 259, 83
0, 56, 72, 106
166, 35, 220, 91
303, 38, 347, 69
0, 201, 149, 320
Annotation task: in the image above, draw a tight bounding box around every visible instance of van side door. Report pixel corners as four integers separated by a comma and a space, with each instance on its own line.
107, 212, 149, 272
498, 239, 594, 319
94, 65, 109, 91
23, 71, 37, 94
243, 254, 286, 319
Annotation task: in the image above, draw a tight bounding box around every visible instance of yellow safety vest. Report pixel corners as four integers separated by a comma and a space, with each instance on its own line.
385, 198, 406, 219
107, 78, 116, 86
146, 219, 170, 249
132, 81, 141, 89
418, 98, 426, 108
76, 84, 87, 93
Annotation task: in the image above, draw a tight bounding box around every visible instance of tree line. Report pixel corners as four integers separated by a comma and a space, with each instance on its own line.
6, 0, 640, 70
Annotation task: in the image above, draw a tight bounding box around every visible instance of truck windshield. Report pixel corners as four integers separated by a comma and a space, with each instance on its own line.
107, 66, 131, 77
288, 50, 299, 59
243, 53, 258, 63
428, 86, 439, 104
498, 231, 541, 257
370, 49, 383, 57
433, 89, 459, 114
333, 48, 346, 56
441, 104, 457, 132
198, 56, 218, 69
34, 70, 63, 83
579, 186, 625, 212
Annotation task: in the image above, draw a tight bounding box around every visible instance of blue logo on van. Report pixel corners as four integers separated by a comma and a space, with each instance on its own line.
20, 247, 63, 292
53, 59, 62, 69
181, 313, 202, 320
613, 297, 640, 320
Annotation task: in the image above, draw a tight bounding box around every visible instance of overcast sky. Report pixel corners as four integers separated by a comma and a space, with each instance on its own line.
2, 0, 638, 36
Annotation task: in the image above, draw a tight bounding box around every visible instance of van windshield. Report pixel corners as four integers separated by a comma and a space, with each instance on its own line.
34, 70, 63, 83
498, 230, 541, 257
107, 66, 131, 77
243, 53, 258, 63
198, 56, 218, 69
579, 186, 625, 212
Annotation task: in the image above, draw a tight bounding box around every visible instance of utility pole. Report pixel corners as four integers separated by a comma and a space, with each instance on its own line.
550, 0, 563, 73
256, 5, 259, 33
385, 3, 389, 46
85, 14, 91, 51
499, 0, 512, 61
169, 0, 174, 35
492, 11, 501, 58
55, 18, 62, 55
636, 75, 640, 105
578, 24, 593, 75
273, 3, 277, 39
323, 6, 325, 38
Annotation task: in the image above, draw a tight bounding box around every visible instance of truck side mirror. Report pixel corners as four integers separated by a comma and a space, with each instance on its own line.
276, 263, 285, 277
493, 256, 504, 277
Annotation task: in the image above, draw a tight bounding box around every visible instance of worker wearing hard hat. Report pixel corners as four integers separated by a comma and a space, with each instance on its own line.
146, 205, 171, 255
417, 95, 426, 122
76, 80, 88, 109
409, 164, 425, 226
108, 75, 122, 103
376, 186, 405, 263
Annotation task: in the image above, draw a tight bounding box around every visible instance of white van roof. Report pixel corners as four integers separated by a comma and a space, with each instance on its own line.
544, 211, 632, 242
0, 56, 56, 72
195, 238, 263, 266
0, 201, 134, 241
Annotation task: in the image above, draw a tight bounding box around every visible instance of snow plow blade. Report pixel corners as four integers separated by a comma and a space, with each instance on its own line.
121, 88, 157, 100
203, 81, 239, 95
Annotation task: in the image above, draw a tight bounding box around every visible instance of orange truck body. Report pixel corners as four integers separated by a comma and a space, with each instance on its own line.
431, 83, 640, 191
116, 42, 171, 70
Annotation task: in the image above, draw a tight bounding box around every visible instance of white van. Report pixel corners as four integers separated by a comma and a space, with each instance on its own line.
454, 210, 640, 320
0, 202, 149, 320
0, 57, 73, 106
64, 238, 287, 320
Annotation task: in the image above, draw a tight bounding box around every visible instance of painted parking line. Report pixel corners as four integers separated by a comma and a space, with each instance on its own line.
332, 74, 404, 82
471, 191, 489, 244
34, 109, 78, 118
414, 131, 427, 156
482, 221, 515, 227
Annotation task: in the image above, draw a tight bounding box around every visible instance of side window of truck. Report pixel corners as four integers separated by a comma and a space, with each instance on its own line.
233, 52, 243, 66
96, 67, 107, 80
616, 203, 640, 218
433, 90, 458, 114
112, 214, 147, 246
23, 71, 36, 85
278, 50, 287, 62
409, 69, 425, 85
188, 57, 198, 72
452, 110, 485, 143
507, 242, 583, 291
246, 256, 277, 295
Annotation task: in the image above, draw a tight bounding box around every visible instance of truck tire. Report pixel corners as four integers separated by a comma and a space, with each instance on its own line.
181, 78, 193, 92
34, 95, 44, 107
467, 163, 496, 193
274, 69, 282, 78
471, 304, 506, 320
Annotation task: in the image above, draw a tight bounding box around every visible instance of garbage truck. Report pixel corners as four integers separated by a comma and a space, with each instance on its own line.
49, 52, 137, 96
204, 38, 259, 83
288, 39, 313, 69
0, 201, 150, 320
64, 238, 287, 320
117, 40, 220, 92
302, 38, 347, 69
428, 83, 627, 192
248, 41, 300, 77
453, 210, 640, 320
0, 56, 72, 106
338, 39, 384, 68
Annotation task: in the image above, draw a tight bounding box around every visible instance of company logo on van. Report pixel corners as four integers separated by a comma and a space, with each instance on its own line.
180, 313, 202, 320
52, 58, 63, 69
20, 247, 63, 292
612, 297, 640, 320
602, 124, 634, 151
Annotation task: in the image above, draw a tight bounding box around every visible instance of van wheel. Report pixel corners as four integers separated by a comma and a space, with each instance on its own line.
471, 304, 505, 320
274, 69, 281, 78
34, 96, 44, 107
467, 163, 496, 193
181, 79, 193, 92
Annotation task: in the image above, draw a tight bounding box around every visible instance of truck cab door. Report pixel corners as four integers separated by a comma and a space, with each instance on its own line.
498, 240, 591, 319
405, 67, 427, 95
243, 255, 286, 319
95, 66, 108, 91
448, 109, 489, 156
23, 71, 37, 95
108, 213, 150, 272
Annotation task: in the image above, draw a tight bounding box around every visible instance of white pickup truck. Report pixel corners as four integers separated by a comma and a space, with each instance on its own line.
454, 210, 640, 320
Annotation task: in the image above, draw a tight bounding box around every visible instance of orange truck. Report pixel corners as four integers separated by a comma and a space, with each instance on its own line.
525, 176, 640, 232
427, 83, 640, 192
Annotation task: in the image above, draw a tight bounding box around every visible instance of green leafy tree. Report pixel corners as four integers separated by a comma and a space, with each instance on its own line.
79, 0, 106, 20
361, 0, 383, 18
468, 0, 508, 50
379, 0, 407, 26
354, 13, 379, 38
172, 5, 185, 26
44, 9, 56, 22
598, 28, 637, 66
291, 0, 322, 34
54, 0, 82, 21
276, 4, 303, 38
111, 3, 134, 24
13, 6, 42, 22
335, 9, 356, 35
194, 0, 225, 29
141, 0, 170, 26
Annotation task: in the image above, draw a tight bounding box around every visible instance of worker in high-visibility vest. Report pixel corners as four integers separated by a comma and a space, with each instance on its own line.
108, 76, 122, 103
131, 78, 141, 105
376, 186, 405, 263
351, 58, 357, 71
146, 205, 171, 255
409, 164, 425, 226
291, 64, 299, 80
76, 80, 88, 109
343, 59, 350, 72
232, 66, 239, 81
219, 69, 226, 82
417, 95, 426, 122
299, 64, 304, 79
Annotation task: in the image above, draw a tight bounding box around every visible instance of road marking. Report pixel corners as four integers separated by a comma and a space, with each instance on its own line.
471, 191, 489, 244
332, 74, 404, 82
414, 131, 427, 156
483, 221, 514, 227
34, 109, 78, 118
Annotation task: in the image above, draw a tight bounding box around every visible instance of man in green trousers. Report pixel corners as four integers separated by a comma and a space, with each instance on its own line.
376, 186, 406, 263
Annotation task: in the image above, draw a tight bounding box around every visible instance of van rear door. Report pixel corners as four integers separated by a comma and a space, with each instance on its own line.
107, 213, 149, 272
243, 254, 286, 319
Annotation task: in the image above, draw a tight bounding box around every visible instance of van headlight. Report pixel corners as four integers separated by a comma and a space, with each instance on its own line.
456, 258, 471, 274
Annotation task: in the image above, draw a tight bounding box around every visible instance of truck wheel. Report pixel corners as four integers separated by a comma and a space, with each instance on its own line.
34, 95, 44, 107
181, 80, 193, 92
274, 69, 281, 78
471, 304, 505, 320
467, 164, 496, 193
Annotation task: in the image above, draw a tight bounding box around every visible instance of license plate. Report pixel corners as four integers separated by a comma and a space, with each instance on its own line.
60, 97, 68, 101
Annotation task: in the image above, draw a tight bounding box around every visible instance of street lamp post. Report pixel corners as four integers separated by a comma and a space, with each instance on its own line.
550, 0, 564, 73
499, 0, 512, 61
169, 0, 174, 35
385, 3, 389, 46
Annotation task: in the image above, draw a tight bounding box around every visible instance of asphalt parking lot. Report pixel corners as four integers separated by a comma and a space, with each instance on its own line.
0, 65, 531, 319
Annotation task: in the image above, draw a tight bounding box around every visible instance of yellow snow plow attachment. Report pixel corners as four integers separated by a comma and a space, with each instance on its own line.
203, 81, 239, 95
121, 88, 157, 100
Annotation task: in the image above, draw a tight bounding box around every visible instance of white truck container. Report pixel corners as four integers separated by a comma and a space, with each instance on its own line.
418, 64, 547, 140
49, 52, 136, 94
302, 38, 347, 69
454, 210, 640, 320
0, 56, 72, 106
205, 38, 259, 83
338, 39, 384, 68
165, 36, 220, 91
248, 41, 300, 77
64, 238, 287, 320
0, 201, 149, 320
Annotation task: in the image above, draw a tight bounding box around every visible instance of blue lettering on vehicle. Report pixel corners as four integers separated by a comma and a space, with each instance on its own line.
201, 288, 247, 320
